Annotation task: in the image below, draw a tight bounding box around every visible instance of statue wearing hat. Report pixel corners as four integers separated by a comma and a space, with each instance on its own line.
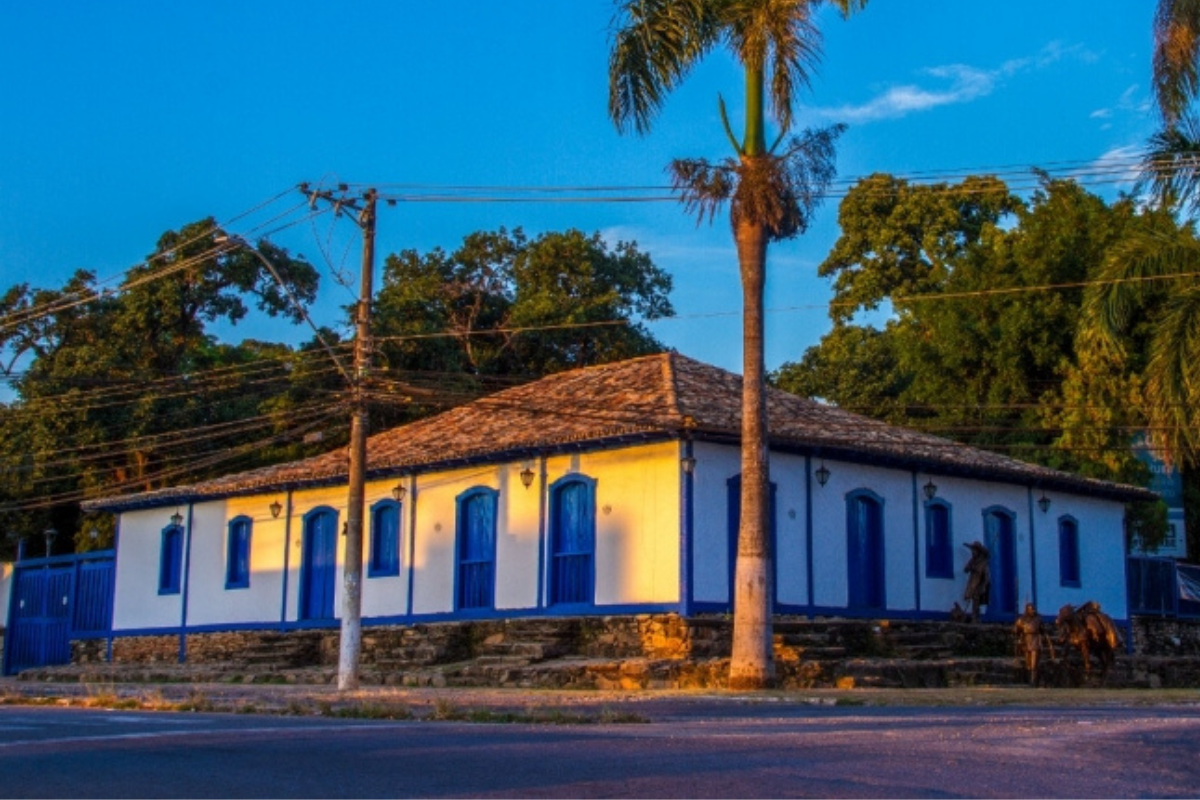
962, 541, 991, 623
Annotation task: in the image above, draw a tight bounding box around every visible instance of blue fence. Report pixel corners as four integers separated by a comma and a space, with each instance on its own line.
1127, 557, 1200, 619
4, 551, 115, 675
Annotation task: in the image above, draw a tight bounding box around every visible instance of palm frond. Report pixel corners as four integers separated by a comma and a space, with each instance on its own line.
1154, 0, 1200, 123
609, 0, 718, 135
1144, 286, 1200, 465
731, 124, 844, 240
1141, 114, 1200, 215
669, 157, 737, 225
1087, 223, 1200, 341
723, 0, 823, 133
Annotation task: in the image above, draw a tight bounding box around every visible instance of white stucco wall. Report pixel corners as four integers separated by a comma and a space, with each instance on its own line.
690, 443, 810, 607
0, 562, 12, 629
112, 507, 186, 631
184, 497, 287, 627
1031, 491, 1128, 617
810, 460, 916, 611
557, 443, 679, 608
691, 447, 1131, 619
112, 440, 682, 630
109, 438, 1131, 632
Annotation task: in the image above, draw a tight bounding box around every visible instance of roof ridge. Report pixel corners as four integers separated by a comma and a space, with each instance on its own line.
660, 352, 682, 420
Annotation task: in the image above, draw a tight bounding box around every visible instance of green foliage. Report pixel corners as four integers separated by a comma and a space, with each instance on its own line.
0, 219, 328, 552
777, 174, 1162, 482
370, 227, 673, 424
1127, 499, 1171, 551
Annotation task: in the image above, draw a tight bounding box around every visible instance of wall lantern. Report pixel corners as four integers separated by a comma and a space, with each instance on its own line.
923, 480, 938, 501
43, 527, 57, 558
681, 454, 697, 475
169, 511, 184, 528
519, 466, 536, 489
1038, 492, 1051, 514
391, 483, 407, 502
269, 500, 283, 519
815, 461, 831, 487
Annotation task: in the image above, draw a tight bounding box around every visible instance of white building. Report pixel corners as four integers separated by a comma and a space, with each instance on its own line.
85, 353, 1152, 644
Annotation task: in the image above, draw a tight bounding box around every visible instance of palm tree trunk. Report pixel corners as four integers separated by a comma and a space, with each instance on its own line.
728, 214, 775, 690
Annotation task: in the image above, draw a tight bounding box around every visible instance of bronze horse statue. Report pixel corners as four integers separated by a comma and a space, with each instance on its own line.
1055, 601, 1121, 681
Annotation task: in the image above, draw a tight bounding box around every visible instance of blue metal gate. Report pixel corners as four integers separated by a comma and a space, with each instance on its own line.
4, 551, 115, 675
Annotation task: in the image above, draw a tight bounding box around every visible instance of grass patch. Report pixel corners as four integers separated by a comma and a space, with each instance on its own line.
322, 702, 413, 721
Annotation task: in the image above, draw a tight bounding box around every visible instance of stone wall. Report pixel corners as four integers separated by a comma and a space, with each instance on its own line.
1130, 616, 1200, 656
63, 614, 1200, 690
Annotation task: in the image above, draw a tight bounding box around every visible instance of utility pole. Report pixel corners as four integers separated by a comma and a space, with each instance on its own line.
299, 183, 377, 691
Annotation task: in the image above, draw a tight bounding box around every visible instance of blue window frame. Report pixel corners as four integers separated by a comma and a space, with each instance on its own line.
549, 475, 596, 607
456, 487, 498, 610
1059, 515, 1081, 587
925, 500, 953, 579
368, 500, 401, 578
225, 516, 252, 590
159, 524, 184, 595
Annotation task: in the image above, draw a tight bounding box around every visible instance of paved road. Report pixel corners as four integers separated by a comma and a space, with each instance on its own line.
1, 704, 1199, 797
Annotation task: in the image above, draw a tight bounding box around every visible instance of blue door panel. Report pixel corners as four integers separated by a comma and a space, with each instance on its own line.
301, 511, 337, 620
457, 492, 496, 610
550, 481, 594, 606
726, 478, 778, 607
848, 495, 885, 610
985, 511, 1018, 615
5, 555, 113, 675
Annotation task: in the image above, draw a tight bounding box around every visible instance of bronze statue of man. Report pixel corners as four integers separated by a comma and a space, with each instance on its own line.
962, 541, 991, 623
1013, 602, 1043, 685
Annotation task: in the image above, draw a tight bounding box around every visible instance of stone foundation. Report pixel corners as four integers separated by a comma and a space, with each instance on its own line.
1130, 616, 1200, 656
62, 614, 1200, 690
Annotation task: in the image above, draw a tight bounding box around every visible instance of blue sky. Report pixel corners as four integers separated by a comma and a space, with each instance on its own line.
0, 1, 1156, 376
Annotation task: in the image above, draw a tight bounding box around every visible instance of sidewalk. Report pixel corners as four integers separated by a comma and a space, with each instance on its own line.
3, 677, 1199, 721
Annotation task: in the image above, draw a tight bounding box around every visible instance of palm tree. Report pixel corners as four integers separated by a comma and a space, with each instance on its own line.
608, 0, 863, 689
1085, 215, 1200, 469
1154, 0, 1200, 125
1088, 2, 1200, 470
1146, 1, 1200, 211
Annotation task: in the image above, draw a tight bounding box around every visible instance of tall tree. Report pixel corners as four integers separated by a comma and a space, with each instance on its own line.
778, 175, 1147, 477
370, 227, 673, 423
609, 0, 863, 689
0, 219, 324, 552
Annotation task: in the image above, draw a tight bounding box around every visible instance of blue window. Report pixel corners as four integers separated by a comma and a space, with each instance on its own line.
225, 516, 252, 590
1059, 516, 1081, 587
369, 500, 401, 578
925, 500, 953, 579
549, 476, 596, 606
456, 487, 498, 610
159, 524, 184, 595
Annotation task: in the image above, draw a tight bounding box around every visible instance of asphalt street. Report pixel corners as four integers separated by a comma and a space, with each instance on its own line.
1, 704, 1198, 798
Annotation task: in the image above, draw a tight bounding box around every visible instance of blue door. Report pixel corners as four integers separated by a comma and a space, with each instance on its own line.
847, 492, 885, 610
726, 476, 777, 608
6, 566, 72, 674
300, 509, 337, 620
550, 478, 595, 606
457, 489, 496, 609
984, 508, 1018, 616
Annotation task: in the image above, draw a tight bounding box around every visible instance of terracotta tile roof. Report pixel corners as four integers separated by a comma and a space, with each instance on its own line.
84, 352, 1154, 511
